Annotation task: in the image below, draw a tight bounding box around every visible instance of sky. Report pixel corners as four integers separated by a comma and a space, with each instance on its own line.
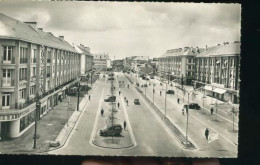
0, 1, 241, 59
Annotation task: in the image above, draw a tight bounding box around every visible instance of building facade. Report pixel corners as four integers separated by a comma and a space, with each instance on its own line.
74, 44, 93, 75
194, 41, 240, 103
0, 13, 81, 139
92, 53, 111, 71
158, 47, 204, 85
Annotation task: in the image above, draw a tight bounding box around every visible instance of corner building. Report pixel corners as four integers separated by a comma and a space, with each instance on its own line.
0, 13, 81, 138
194, 41, 240, 103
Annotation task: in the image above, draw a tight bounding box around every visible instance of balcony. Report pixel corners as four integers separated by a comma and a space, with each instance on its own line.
20, 58, 28, 64
2, 79, 15, 87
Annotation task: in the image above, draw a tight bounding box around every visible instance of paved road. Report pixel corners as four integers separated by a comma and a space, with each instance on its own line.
128, 73, 238, 157
50, 73, 187, 156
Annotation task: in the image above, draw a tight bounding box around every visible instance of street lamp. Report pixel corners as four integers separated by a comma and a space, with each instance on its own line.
77, 81, 80, 111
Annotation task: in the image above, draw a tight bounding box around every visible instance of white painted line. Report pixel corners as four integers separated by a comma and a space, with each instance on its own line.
120, 95, 137, 147
89, 88, 105, 145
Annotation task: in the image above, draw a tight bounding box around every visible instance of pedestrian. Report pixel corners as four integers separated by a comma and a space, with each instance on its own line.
89, 95, 91, 101
123, 121, 127, 130
114, 86, 116, 90
101, 108, 104, 116
177, 98, 180, 104
118, 102, 120, 108
210, 107, 214, 115
205, 128, 209, 140
160, 91, 162, 96
124, 97, 126, 101
128, 84, 129, 88
119, 91, 121, 95
126, 100, 129, 106
153, 89, 155, 93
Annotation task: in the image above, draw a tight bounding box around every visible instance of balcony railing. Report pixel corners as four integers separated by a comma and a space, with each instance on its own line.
1, 79, 15, 87
20, 58, 28, 64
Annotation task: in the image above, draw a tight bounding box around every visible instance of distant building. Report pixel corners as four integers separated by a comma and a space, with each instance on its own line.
93, 53, 111, 71
0, 13, 81, 138
113, 59, 124, 71
194, 41, 240, 103
158, 47, 204, 85
131, 56, 149, 73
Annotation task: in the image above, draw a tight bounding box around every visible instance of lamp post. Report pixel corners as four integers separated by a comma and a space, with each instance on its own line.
33, 94, 41, 149
153, 78, 155, 105
77, 82, 80, 111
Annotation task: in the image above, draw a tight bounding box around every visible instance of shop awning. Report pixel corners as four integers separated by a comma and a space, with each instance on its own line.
213, 88, 226, 94
204, 85, 214, 91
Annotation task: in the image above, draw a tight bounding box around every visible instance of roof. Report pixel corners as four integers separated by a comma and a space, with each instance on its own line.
0, 13, 77, 53
74, 44, 92, 56
196, 42, 240, 57
160, 47, 205, 58
132, 56, 149, 61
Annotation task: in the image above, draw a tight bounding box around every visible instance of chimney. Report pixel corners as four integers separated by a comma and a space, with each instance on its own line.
38, 28, 43, 31
59, 36, 64, 40
24, 21, 37, 29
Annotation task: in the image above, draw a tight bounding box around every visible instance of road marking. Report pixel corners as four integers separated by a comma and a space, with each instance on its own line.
124, 74, 187, 150
89, 88, 105, 145
120, 94, 137, 147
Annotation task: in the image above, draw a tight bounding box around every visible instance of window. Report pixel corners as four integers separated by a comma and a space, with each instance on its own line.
19, 89, 25, 100
19, 68, 27, 80
31, 49, 36, 63
3, 46, 12, 62
31, 67, 36, 78
30, 86, 35, 95
2, 94, 10, 108
3, 69, 11, 78
47, 51, 51, 63
20, 47, 28, 63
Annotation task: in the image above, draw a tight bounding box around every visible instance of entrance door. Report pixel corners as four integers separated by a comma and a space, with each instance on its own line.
0, 122, 9, 140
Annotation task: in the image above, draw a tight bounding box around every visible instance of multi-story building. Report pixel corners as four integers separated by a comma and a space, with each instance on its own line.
131, 56, 149, 73
158, 47, 204, 85
74, 44, 93, 75
112, 59, 124, 71
0, 13, 81, 139
92, 53, 111, 71
194, 41, 240, 103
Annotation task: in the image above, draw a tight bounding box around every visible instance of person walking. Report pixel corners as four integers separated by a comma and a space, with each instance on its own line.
124, 97, 126, 101
182, 108, 185, 116
101, 108, 104, 116
177, 98, 180, 104
205, 128, 209, 140
210, 107, 214, 115
89, 95, 91, 101
118, 102, 120, 108
119, 91, 121, 95
123, 121, 127, 130
128, 84, 129, 88
160, 91, 162, 96
126, 100, 129, 106
114, 86, 116, 90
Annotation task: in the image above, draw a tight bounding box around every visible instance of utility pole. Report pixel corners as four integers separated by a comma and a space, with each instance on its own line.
185, 91, 190, 144
77, 82, 80, 111
202, 78, 206, 114
33, 94, 41, 149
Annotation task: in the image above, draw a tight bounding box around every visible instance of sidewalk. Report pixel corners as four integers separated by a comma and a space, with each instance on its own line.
0, 83, 97, 154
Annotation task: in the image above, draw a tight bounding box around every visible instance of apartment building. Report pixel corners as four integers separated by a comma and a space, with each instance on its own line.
194, 41, 240, 103
0, 13, 81, 139
74, 44, 93, 75
93, 53, 110, 71
158, 47, 204, 85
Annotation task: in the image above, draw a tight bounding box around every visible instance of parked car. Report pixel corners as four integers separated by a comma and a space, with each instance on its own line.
145, 77, 149, 80
108, 73, 114, 76
104, 96, 116, 102
134, 99, 140, 105
183, 103, 201, 110
99, 124, 122, 136
108, 77, 114, 80
141, 84, 147, 87
150, 75, 154, 79
166, 90, 175, 94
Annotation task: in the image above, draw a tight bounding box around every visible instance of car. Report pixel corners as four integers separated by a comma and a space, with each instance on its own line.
104, 96, 116, 102
183, 103, 201, 110
99, 124, 123, 136
145, 77, 149, 80
108, 73, 114, 76
108, 77, 114, 80
150, 76, 154, 79
166, 90, 175, 94
134, 99, 140, 105
141, 84, 147, 87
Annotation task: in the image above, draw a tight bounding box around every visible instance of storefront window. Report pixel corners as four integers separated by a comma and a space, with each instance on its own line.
20, 111, 35, 132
